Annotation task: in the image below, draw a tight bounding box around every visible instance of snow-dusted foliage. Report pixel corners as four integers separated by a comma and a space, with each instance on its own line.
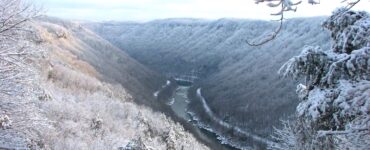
0, 115, 12, 129
323, 8, 370, 54
0, 1, 50, 149
279, 46, 331, 88
0, 0, 39, 95
274, 9, 370, 149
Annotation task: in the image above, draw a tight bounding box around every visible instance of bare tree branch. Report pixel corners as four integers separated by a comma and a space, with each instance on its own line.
247, 2, 285, 46
247, 0, 362, 46
0, 0, 41, 95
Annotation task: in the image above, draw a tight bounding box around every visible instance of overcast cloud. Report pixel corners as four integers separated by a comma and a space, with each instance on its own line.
39, 0, 370, 21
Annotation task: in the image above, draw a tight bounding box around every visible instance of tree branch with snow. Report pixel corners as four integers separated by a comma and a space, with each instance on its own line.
0, 0, 41, 95
271, 8, 370, 149
247, 0, 363, 46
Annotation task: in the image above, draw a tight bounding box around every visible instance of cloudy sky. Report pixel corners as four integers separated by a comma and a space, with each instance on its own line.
39, 0, 370, 21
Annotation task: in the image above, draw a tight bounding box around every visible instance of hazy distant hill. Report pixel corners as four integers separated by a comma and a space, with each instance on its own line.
87, 17, 331, 137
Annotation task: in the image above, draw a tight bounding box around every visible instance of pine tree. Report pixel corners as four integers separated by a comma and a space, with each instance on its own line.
271, 8, 370, 149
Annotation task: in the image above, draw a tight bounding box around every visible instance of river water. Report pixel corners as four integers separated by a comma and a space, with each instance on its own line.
169, 85, 237, 150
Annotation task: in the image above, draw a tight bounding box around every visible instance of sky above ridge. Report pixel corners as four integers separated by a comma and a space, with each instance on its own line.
39, 0, 370, 21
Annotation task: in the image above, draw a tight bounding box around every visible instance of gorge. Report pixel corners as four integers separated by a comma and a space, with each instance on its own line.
86, 17, 332, 149
2, 0, 369, 149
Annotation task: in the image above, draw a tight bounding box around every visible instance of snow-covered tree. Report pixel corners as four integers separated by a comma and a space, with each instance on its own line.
0, 0, 39, 95
271, 8, 370, 149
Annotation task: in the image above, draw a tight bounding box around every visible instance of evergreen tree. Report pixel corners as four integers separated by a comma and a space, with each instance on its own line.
271, 9, 370, 149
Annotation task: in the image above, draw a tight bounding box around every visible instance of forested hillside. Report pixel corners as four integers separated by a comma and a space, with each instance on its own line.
38, 17, 167, 108
0, 15, 208, 149
2, 0, 368, 149
87, 17, 331, 138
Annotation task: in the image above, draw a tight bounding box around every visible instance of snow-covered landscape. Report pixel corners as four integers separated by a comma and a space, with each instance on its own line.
1, 0, 369, 150
87, 16, 331, 143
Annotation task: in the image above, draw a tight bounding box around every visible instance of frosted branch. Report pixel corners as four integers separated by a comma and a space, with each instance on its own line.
248, 0, 362, 46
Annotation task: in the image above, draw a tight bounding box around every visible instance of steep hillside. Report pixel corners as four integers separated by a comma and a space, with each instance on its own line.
0, 18, 208, 149
87, 18, 332, 138
39, 17, 167, 109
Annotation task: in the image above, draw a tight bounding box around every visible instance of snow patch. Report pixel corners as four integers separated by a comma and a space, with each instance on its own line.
166, 98, 175, 106
154, 80, 172, 97
153, 91, 159, 97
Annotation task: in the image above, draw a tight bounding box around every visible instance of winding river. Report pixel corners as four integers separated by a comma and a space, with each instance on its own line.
168, 85, 237, 150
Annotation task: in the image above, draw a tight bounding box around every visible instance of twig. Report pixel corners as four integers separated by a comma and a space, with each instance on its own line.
247, 0, 361, 46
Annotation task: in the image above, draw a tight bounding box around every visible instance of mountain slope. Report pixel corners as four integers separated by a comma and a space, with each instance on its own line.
0, 18, 208, 149
87, 17, 331, 139
39, 17, 166, 108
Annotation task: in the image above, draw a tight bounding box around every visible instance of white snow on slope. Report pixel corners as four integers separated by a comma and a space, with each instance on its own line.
154, 80, 171, 97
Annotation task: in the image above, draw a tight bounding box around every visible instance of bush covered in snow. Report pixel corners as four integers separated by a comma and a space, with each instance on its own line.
273, 9, 370, 150
0, 115, 12, 129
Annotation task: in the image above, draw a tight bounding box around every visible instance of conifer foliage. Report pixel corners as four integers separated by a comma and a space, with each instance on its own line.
273, 9, 370, 149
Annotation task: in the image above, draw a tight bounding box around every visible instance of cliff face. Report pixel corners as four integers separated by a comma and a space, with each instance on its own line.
0, 18, 208, 150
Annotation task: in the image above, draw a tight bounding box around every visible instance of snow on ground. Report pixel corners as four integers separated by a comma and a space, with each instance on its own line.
155, 80, 172, 97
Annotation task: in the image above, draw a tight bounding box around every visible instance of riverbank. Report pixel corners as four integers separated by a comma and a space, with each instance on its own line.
187, 86, 274, 149
155, 79, 274, 149
154, 79, 234, 150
